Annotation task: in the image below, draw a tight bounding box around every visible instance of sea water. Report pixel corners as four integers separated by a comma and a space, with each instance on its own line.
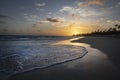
0, 36, 87, 80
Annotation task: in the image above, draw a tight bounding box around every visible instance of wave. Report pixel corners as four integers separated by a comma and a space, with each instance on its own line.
0, 35, 70, 41
0, 39, 87, 80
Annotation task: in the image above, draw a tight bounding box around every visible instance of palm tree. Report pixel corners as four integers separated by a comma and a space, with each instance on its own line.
115, 24, 120, 31
112, 28, 116, 31
117, 25, 120, 31
108, 28, 112, 32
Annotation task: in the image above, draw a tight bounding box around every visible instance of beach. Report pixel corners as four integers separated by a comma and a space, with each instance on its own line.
9, 36, 120, 80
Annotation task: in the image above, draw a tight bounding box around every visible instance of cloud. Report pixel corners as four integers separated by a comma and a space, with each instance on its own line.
59, 6, 73, 12
35, 3, 46, 7
36, 8, 44, 11
115, 2, 120, 7
59, 6, 81, 17
79, 0, 105, 7
46, 17, 65, 23
118, 2, 120, 5
32, 17, 66, 28
24, 15, 40, 22
59, 6, 102, 18
35, 3, 46, 12
0, 14, 9, 18
23, 13, 28, 16
0, 14, 11, 24
32, 19, 53, 28
39, 20, 50, 24
46, 18, 59, 23
71, 13, 80, 18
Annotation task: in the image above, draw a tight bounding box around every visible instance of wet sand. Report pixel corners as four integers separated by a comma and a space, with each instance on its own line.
9, 37, 120, 80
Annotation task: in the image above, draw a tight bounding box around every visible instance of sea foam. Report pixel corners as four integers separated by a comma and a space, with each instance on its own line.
0, 37, 87, 80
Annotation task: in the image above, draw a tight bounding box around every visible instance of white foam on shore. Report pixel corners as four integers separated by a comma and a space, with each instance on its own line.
0, 38, 87, 80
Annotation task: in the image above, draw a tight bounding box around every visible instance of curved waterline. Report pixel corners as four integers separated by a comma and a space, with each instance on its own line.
0, 37, 88, 80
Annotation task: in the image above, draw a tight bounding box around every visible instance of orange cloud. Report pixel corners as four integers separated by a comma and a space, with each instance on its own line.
79, 0, 105, 7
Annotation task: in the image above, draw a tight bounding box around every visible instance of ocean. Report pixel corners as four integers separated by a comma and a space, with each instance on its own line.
0, 35, 87, 80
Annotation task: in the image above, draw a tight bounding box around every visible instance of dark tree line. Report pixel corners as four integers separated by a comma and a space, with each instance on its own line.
73, 24, 120, 37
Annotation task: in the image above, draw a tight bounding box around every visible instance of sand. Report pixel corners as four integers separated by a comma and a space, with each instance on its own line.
9, 36, 120, 80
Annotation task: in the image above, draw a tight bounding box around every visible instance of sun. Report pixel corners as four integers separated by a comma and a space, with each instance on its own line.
72, 31, 79, 36
73, 32, 78, 35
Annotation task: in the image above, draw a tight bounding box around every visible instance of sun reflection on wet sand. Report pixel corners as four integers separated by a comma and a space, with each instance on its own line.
53, 37, 90, 47
53, 37, 118, 71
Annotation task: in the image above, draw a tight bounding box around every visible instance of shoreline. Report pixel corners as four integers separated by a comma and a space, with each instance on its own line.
72, 36, 120, 69
9, 36, 120, 80
0, 37, 87, 80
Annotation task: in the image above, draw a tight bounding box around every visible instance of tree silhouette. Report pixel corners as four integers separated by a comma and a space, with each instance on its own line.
73, 24, 120, 37
115, 24, 120, 31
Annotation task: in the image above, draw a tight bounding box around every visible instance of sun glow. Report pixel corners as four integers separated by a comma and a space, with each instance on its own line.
72, 30, 79, 35
73, 32, 78, 35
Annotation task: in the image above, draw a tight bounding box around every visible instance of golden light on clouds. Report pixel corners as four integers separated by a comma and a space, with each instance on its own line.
1, 0, 120, 36
79, 0, 105, 7
66, 23, 89, 35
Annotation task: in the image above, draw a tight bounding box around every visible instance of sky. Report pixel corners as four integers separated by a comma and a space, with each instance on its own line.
0, 0, 120, 36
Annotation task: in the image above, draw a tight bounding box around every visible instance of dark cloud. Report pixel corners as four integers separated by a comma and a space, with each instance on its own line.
0, 14, 9, 18
46, 18, 59, 23
0, 14, 11, 24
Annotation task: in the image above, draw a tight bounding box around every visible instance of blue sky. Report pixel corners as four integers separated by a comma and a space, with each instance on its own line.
0, 0, 120, 35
